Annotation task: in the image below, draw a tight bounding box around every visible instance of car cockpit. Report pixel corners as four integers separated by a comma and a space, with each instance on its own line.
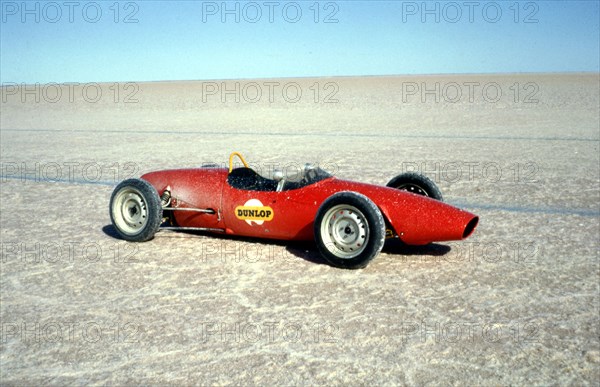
226, 152, 330, 192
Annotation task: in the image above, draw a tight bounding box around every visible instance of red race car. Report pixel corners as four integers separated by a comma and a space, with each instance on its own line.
109, 152, 478, 269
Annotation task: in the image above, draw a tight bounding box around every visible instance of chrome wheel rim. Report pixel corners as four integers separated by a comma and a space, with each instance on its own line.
112, 187, 148, 235
320, 204, 369, 259
396, 183, 428, 197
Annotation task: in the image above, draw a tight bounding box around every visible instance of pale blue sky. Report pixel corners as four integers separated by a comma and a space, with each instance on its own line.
1, 1, 599, 83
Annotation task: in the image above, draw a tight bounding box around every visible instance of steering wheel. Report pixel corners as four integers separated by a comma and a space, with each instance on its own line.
301, 163, 317, 185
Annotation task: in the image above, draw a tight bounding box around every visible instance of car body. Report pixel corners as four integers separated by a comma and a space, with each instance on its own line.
110, 152, 479, 269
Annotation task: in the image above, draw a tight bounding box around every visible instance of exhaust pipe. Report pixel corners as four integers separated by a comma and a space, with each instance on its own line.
463, 216, 479, 239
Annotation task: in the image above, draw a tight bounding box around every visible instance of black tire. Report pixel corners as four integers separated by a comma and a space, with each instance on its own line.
314, 191, 386, 269
109, 178, 163, 242
386, 172, 443, 201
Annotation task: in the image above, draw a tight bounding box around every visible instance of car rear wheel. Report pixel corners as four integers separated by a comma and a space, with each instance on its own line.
110, 178, 163, 242
386, 172, 443, 201
314, 192, 385, 269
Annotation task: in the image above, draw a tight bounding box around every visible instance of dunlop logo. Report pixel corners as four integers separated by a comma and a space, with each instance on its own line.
235, 206, 274, 222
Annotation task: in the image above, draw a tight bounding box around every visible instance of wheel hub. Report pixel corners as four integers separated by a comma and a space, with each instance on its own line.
321, 206, 369, 259
113, 189, 148, 235
398, 183, 427, 196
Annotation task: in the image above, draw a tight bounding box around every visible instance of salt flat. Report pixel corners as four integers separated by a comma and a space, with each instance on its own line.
1, 73, 599, 385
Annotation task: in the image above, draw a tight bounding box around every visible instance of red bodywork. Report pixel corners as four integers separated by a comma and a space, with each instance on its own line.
141, 167, 478, 246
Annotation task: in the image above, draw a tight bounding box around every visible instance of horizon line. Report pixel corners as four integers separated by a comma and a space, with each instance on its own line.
1, 71, 598, 86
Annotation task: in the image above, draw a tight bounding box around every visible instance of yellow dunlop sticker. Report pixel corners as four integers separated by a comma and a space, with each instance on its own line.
235, 199, 274, 225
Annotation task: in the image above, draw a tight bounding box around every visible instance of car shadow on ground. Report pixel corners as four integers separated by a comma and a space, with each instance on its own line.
284, 242, 329, 265
102, 225, 452, 267
101, 224, 330, 265
382, 239, 451, 256
283, 240, 453, 267
102, 224, 121, 239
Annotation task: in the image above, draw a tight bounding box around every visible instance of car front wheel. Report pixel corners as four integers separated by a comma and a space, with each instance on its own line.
314, 191, 386, 269
110, 178, 163, 242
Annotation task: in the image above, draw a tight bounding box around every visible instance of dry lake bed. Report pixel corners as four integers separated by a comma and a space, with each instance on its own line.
1, 73, 599, 385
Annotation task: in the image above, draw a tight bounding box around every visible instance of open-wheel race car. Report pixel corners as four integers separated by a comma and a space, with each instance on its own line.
109, 152, 479, 269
